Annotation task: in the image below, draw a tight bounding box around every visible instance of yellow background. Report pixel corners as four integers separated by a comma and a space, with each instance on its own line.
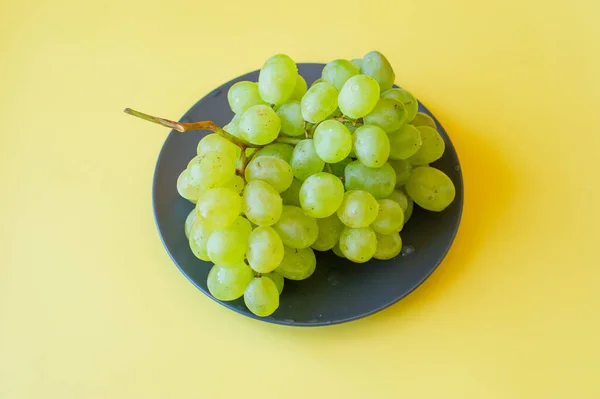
1, 0, 599, 397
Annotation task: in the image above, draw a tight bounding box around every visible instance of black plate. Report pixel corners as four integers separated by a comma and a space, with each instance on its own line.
153, 63, 464, 326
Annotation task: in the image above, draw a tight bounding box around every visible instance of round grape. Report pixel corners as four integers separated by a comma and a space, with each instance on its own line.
188, 151, 235, 190
290, 75, 308, 101
363, 98, 407, 133
299, 172, 345, 218
321, 59, 360, 91
258, 54, 298, 105
239, 104, 281, 145
207, 262, 255, 301
276, 101, 305, 137
206, 216, 252, 265
405, 166, 456, 211
273, 205, 319, 249
188, 221, 214, 261
243, 180, 283, 226
339, 226, 377, 263
352, 125, 390, 168
388, 124, 422, 160
301, 81, 339, 124
371, 199, 404, 235
344, 160, 396, 199
254, 143, 294, 163
196, 133, 239, 163
195, 187, 241, 229
338, 75, 380, 119
336, 190, 380, 228
244, 277, 280, 317
386, 189, 409, 213
245, 155, 293, 193
388, 159, 413, 187
312, 213, 345, 251
280, 178, 303, 207
290, 139, 324, 180
410, 112, 437, 129
408, 126, 445, 165
227, 81, 266, 115
177, 169, 202, 203
312, 120, 353, 163
263, 272, 284, 294
374, 233, 402, 260
275, 246, 316, 280
184, 209, 197, 238
381, 88, 418, 123
247, 226, 285, 273
361, 51, 395, 91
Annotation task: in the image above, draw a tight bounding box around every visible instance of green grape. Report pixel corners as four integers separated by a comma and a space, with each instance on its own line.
336, 190, 379, 228
275, 101, 305, 137
206, 216, 252, 265
300, 81, 339, 124
312, 120, 353, 163
386, 189, 409, 213
405, 196, 414, 223
299, 172, 345, 218
409, 112, 437, 129
363, 98, 407, 133
258, 54, 298, 105
184, 209, 197, 238
264, 272, 284, 294
388, 124, 422, 160
329, 157, 352, 177
374, 233, 402, 260
223, 114, 248, 142
290, 75, 308, 101
188, 151, 236, 190
207, 262, 255, 301
195, 187, 241, 229
344, 160, 396, 199
275, 246, 316, 280
225, 174, 245, 195
177, 169, 202, 203
239, 104, 281, 145
405, 166, 456, 211
332, 242, 346, 258
338, 75, 380, 119
243, 180, 283, 226
188, 221, 214, 261
254, 143, 294, 163
352, 125, 390, 168
310, 78, 323, 87
381, 88, 418, 123
290, 139, 325, 180
350, 58, 362, 71
361, 51, 395, 91
247, 226, 285, 273
388, 159, 413, 187
227, 81, 267, 115
196, 133, 239, 162
273, 205, 319, 249
339, 226, 377, 263
312, 213, 344, 251
280, 178, 303, 207
245, 156, 293, 193
321, 59, 360, 91
408, 126, 445, 165
244, 277, 280, 317
371, 199, 404, 235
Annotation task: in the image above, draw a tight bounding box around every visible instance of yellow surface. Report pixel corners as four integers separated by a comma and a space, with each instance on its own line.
1, 0, 599, 397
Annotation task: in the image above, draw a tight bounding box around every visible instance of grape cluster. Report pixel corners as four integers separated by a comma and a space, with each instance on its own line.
133, 51, 456, 318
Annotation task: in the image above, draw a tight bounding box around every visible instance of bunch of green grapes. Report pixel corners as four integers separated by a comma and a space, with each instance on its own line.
134, 51, 456, 318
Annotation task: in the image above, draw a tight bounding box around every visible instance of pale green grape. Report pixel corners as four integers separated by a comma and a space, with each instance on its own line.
243, 180, 283, 227
336, 190, 379, 228
408, 126, 445, 165
332, 242, 346, 258
388, 159, 413, 187
254, 143, 294, 163
227, 81, 267, 115
352, 125, 390, 168
207, 262, 255, 301
405, 196, 414, 223
386, 189, 409, 213
275, 246, 316, 280
258, 54, 298, 105
188, 221, 214, 261
239, 104, 281, 145
188, 151, 236, 190
381, 88, 418, 122
312, 120, 353, 163
374, 233, 402, 260
310, 78, 323, 87
350, 58, 362, 71
410, 112, 437, 129
244, 277, 280, 316
184, 209, 197, 238
338, 75, 380, 119
301, 81, 339, 124
195, 187, 241, 229
177, 169, 202, 203
339, 226, 377, 263
206, 216, 252, 265
264, 272, 284, 294
405, 166, 456, 211
247, 226, 285, 273
361, 51, 395, 91
388, 124, 422, 160
371, 199, 404, 235
245, 156, 293, 193
225, 175, 245, 195
196, 133, 239, 162
273, 205, 319, 249
363, 98, 407, 133
280, 178, 303, 207
276, 101, 305, 137
299, 172, 345, 218
312, 213, 344, 251
290, 75, 308, 101
290, 139, 324, 180
321, 59, 360, 91
329, 157, 352, 177
344, 160, 396, 199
